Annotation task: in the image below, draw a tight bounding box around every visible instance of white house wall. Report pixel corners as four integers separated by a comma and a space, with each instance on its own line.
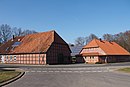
83, 56, 99, 63
80, 47, 106, 55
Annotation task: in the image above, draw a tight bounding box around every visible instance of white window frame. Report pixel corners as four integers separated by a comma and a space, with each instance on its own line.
14, 55, 17, 61
10, 55, 12, 61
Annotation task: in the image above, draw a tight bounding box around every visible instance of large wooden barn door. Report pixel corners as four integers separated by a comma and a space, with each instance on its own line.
58, 53, 64, 64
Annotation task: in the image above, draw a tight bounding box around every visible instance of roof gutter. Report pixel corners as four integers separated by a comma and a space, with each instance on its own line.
0, 52, 46, 55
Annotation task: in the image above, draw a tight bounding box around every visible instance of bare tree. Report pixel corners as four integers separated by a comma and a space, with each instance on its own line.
13, 27, 23, 36
74, 30, 130, 52
21, 29, 37, 36
0, 24, 37, 44
85, 34, 98, 44
89, 34, 98, 40
75, 37, 85, 46
103, 34, 113, 41
114, 31, 130, 52
0, 24, 12, 43
102, 30, 130, 52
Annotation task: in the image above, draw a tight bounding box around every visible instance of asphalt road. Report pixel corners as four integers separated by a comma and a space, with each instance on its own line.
3, 63, 130, 87
1, 62, 130, 68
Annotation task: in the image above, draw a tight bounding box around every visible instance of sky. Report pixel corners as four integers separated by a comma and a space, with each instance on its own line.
0, 0, 130, 43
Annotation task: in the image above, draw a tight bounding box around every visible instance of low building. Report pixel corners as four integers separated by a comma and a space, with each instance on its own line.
80, 39, 130, 63
0, 30, 71, 65
70, 45, 85, 63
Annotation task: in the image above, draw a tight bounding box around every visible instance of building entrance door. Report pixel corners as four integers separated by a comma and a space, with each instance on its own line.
58, 53, 64, 64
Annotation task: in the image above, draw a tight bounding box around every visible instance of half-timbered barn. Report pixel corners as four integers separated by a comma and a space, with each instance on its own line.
0, 30, 71, 65
80, 39, 130, 64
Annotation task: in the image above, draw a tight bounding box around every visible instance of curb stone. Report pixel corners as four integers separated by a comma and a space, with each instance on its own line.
0, 69, 25, 87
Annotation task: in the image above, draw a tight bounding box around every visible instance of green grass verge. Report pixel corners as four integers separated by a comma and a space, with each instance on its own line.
118, 67, 130, 73
0, 70, 21, 83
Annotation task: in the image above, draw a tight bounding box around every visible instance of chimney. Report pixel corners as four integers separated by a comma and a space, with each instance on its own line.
11, 35, 15, 41
13, 35, 15, 39
99, 38, 105, 43
99, 38, 102, 42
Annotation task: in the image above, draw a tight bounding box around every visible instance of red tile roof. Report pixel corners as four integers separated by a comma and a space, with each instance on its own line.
0, 36, 24, 54
83, 39, 130, 55
0, 30, 61, 54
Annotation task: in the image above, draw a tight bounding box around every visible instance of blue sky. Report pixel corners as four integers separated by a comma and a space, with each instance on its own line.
0, 0, 130, 43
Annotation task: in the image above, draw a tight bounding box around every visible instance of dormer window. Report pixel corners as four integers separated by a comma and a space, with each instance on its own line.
12, 42, 21, 47
6, 47, 9, 51
11, 42, 21, 51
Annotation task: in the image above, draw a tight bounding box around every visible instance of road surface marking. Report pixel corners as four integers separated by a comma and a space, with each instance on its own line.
55, 71, 60, 72
85, 71, 91, 72
25, 67, 115, 73
26, 71, 29, 72
48, 71, 54, 72
61, 71, 66, 72
67, 71, 72, 72
80, 71, 84, 73
26, 70, 112, 73
92, 71, 97, 72
97, 71, 102, 72
37, 71, 41, 72
42, 71, 47, 72
31, 71, 35, 72
74, 71, 79, 73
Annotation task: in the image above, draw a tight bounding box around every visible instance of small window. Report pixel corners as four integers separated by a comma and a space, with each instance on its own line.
6, 56, 8, 61
14, 56, 17, 61
6, 47, 9, 51
12, 42, 21, 47
90, 56, 94, 59
11, 47, 15, 51
10, 55, 12, 61
11, 42, 21, 51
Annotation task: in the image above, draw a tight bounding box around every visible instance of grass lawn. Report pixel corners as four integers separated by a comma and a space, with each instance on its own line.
118, 67, 130, 73
0, 70, 21, 83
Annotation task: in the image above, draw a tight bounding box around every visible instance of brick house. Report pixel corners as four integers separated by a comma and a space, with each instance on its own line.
0, 30, 71, 65
80, 39, 130, 63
